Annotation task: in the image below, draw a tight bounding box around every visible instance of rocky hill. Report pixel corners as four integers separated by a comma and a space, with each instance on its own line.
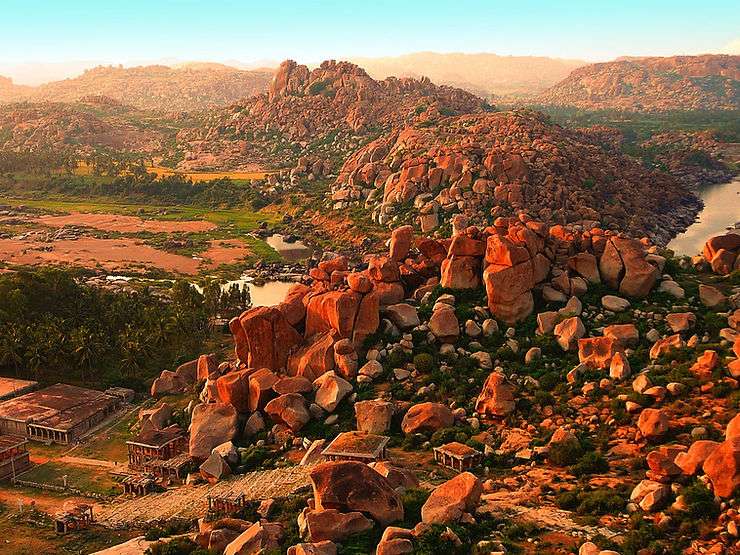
331, 110, 699, 246
537, 55, 740, 111
176, 59, 489, 171
0, 64, 273, 112
0, 75, 31, 103
0, 100, 165, 154
349, 51, 587, 98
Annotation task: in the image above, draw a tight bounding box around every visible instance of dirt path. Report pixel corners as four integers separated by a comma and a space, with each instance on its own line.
97, 465, 312, 527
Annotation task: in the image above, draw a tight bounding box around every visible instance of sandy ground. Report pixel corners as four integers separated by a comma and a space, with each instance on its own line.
35, 212, 216, 233
0, 236, 252, 275
200, 239, 252, 268
0, 237, 202, 274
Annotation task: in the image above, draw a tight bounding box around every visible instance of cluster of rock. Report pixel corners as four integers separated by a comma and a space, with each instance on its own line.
639, 131, 737, 188
0, 101, 163, 154
177, 59, 487, 171
331, 110, 699, 245
700, 232, 740, 275
537, 54, 740, 111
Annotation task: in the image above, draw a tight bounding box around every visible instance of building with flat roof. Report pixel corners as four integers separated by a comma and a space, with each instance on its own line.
0, 377, 38, 401
321, 431, 390, 463
126, 424, 189, 480
0, 383, 120, 444
433, 441, 482, 472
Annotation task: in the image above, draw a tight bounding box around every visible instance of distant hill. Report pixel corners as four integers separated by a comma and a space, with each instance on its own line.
537, 54, 740, 111
348, 52, 587, 98
177, 59, 489, 170
0, 76, 32, 103
0, 64, 274, 112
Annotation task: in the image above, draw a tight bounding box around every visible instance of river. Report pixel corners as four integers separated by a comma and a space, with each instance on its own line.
667, 177, 740, 256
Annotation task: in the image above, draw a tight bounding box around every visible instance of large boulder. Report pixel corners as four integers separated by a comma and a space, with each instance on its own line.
421, 472, 482, 524
265, 394, 311, 432
428, 305, 459, 342
309, 461, 404, 525
553, 317, 585, 351
215, 369, 252, 413
401, 402, 454, 434
355, 400, 395, 434
474, 371, 515, 417
578, 337, 623, 369
305, 290, 363, 339
440, 256, 481, 289
151, 370, 185, 397
383, 304, 420, 330
278, 283, 312, 326
704, 438, 740, 498
248, 368, 279, 411
483, 261, 535, 324
235, 306, 303, 371
313, 372, 353, 412
189, 403, 239, 461
300, 508, 372, 542
637, 408, 670, 441
389, 225, 414, 262
224, 521, 284, 555
675, 440, 720, 476
289, 331, 337, 382
200, 452, 232, 483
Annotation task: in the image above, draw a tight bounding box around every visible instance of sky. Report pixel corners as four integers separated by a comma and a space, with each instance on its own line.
1, 0, 738, 84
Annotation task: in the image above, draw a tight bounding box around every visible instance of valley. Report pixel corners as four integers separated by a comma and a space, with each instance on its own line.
0, 18, 738, 555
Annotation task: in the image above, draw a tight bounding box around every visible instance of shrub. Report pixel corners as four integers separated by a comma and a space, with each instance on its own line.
430, 427, 459, 447
401, 488, 430, 525
681, 482, 719, 520
548, 439, 584, 466
413, 353, 435, 373
571, 451, 609, 477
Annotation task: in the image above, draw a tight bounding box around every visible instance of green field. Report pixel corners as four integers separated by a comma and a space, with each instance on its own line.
18, 461, 118, 496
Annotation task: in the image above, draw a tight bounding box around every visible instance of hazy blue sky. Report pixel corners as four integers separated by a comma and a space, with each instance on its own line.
2, 0, 738, 77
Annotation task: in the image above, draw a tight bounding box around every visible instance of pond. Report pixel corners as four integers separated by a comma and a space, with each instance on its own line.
266, 234, 313, 262
192, 278, 297, 307
667, 177, 740, 256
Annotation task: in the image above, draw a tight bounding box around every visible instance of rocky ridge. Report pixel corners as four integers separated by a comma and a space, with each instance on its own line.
331, 110, 700, 245
537, 55, 740, 111
176, 59, 488, 171
0, 64, 274, 112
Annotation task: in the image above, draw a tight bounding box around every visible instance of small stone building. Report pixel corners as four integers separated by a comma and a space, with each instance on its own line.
321, 431, 390, 463
0, 383, 119, 444
0, 435, 31, 480
433, 441, 482, 472
54, 503, 94, 534
207, 491, 246, 517
127, 424, 188, 475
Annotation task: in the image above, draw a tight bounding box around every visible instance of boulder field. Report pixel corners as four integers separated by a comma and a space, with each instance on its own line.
148, 216, 740, 554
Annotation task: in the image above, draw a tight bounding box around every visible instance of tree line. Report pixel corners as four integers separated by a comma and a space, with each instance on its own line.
0, 269, 249, 391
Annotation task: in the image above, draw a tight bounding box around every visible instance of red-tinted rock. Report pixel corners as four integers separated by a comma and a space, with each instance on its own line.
389, 226, 414, 262
401, 402, 454, 434
309, 461, 404, 525
421, 472, 482, 524
305, 290, 362, 339
265, 393, 310, 432
637, 408, 670, 441
237, 306, 303, 371
189, 403, 239, 460
474, 371, 515, 417
216, 369, 253, 413
704, 438, 740, 498
578, 336, 623, 369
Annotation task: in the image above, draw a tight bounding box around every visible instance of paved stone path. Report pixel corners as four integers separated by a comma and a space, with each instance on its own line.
97, 465, 312, 528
